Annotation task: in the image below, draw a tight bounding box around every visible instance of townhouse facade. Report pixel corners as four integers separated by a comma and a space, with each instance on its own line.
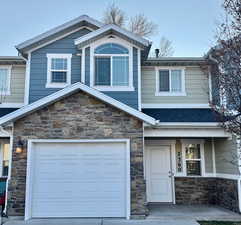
0, 15, 239, 220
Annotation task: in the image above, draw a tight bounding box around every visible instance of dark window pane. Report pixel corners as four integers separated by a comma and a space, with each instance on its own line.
95, 57, 111, 85
186, 161, 201, 176
51, 71, 67, 83
2, 161, 8, 177
159, 70, 170, 91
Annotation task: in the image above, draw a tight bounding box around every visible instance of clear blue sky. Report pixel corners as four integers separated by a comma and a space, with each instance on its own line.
1, 0, 223, 57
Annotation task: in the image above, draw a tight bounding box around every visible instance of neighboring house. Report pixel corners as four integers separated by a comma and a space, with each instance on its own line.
0, 15, 239, 220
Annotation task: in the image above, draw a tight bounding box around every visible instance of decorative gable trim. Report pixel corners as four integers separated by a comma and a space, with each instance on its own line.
74, 24, 151, 48
0, 82, 156, 126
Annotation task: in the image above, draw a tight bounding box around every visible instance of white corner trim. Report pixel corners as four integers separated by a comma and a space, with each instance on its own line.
208, 67, 212, 102
46, 54, 72, 88
137, 49, 141, 111
74, 23, 150, 47
142, 104, 211, 109
0, 65, 12, 96
81, 48, 85, 83
211, 137, 216, 174
24, 53, 30, 105
25, 138, 131, 220
0, 82, 156, 126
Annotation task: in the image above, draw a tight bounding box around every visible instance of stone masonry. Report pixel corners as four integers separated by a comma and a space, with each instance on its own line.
175, 177, 239, 213
7, 90, 147, 217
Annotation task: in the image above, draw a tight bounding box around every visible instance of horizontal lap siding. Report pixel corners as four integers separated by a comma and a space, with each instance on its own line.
29, 28, 90, 103
2, 66, 25, 103
215, 137, 239, 175
141, 66, 209, 104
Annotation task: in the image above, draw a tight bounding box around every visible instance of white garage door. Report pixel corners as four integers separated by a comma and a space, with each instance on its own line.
26, 140, 129, 218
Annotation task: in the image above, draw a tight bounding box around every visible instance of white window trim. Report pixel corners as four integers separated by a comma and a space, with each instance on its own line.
0, 140, 9, 178
89, 36, 134, 92
46, 54, 72, 88
155, 67, 186, 96
0, 65, 11, 96
180, 139, 205, 177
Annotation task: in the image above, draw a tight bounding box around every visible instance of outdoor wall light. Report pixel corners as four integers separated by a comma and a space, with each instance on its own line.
15, 139, 25, 154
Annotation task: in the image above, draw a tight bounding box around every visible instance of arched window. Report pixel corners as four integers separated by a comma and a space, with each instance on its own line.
94, 43, 130, 87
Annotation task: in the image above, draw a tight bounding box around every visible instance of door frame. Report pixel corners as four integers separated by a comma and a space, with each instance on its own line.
145, 140, 176, 204
25, 139, 131, 220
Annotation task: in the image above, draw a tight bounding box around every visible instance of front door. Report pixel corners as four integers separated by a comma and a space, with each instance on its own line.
146, 145, 173, 202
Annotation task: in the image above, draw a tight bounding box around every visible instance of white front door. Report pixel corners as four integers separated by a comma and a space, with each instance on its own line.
146, 145, 173, 202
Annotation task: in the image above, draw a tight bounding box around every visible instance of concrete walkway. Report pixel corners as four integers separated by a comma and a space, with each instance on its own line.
3, 205, 241, 225
3, 218, 200, 225
147, 204, 241, 221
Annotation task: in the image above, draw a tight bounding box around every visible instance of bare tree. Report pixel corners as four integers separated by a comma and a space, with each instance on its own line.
158, 36, 174, 57
102, 3, 126, 27
128, 14, 157, 37
209, 0, 241, 137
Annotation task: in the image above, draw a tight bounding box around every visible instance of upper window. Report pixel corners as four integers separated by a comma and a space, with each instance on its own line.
0, 66, 11, 95
46, 54, 72, 88
92, 42, 134, 91
156, 68, 186, 96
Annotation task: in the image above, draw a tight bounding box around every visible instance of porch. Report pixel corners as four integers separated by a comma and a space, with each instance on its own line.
144, 123, 241, 214
147, 204, 241, 221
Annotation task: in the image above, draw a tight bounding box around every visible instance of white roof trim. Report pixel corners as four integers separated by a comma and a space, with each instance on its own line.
74, 24, 151, 47
0, 82, 156, 126
16, 15, 103, 50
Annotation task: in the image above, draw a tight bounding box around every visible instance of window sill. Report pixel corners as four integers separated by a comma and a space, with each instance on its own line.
93, 86, 135, 92
155, 92, 187, 97
45, 83, 70, 89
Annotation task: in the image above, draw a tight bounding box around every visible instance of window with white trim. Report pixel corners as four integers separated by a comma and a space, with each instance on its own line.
181, 140, 205, 176
0, 143, 10, 177
0, 66, 11, 95
156, 68, 185, 96
92, 42, 134, 91
46, 54, 72, 88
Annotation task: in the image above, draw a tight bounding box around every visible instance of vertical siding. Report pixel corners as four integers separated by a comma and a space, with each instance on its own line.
2, 66, 25, 103
29, 28, 90, 103
141, 66, 210, 104
215, 137, 239, 175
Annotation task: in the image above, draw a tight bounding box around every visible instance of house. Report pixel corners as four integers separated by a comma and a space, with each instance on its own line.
0, 15, 240, 220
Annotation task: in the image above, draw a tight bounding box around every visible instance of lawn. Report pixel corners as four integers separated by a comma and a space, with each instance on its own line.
199, 222, 241, 225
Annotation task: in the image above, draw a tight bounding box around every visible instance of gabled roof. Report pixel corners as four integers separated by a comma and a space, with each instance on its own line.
0, 82, 156, 126
16, 15, 104, 54
74, 24, 151, 49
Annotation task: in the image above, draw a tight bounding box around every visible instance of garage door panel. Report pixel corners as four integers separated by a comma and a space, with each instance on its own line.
29, 141, 128, 218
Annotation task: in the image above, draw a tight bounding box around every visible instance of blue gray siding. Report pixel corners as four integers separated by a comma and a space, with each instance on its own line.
29, 28, 90, 103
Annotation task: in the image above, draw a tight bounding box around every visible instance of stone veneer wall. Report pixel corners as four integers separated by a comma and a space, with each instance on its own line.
7, 91, 147, 217
175, 177, 239, 212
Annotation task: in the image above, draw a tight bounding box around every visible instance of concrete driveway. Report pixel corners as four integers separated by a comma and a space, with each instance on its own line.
3, 218, 200, 225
